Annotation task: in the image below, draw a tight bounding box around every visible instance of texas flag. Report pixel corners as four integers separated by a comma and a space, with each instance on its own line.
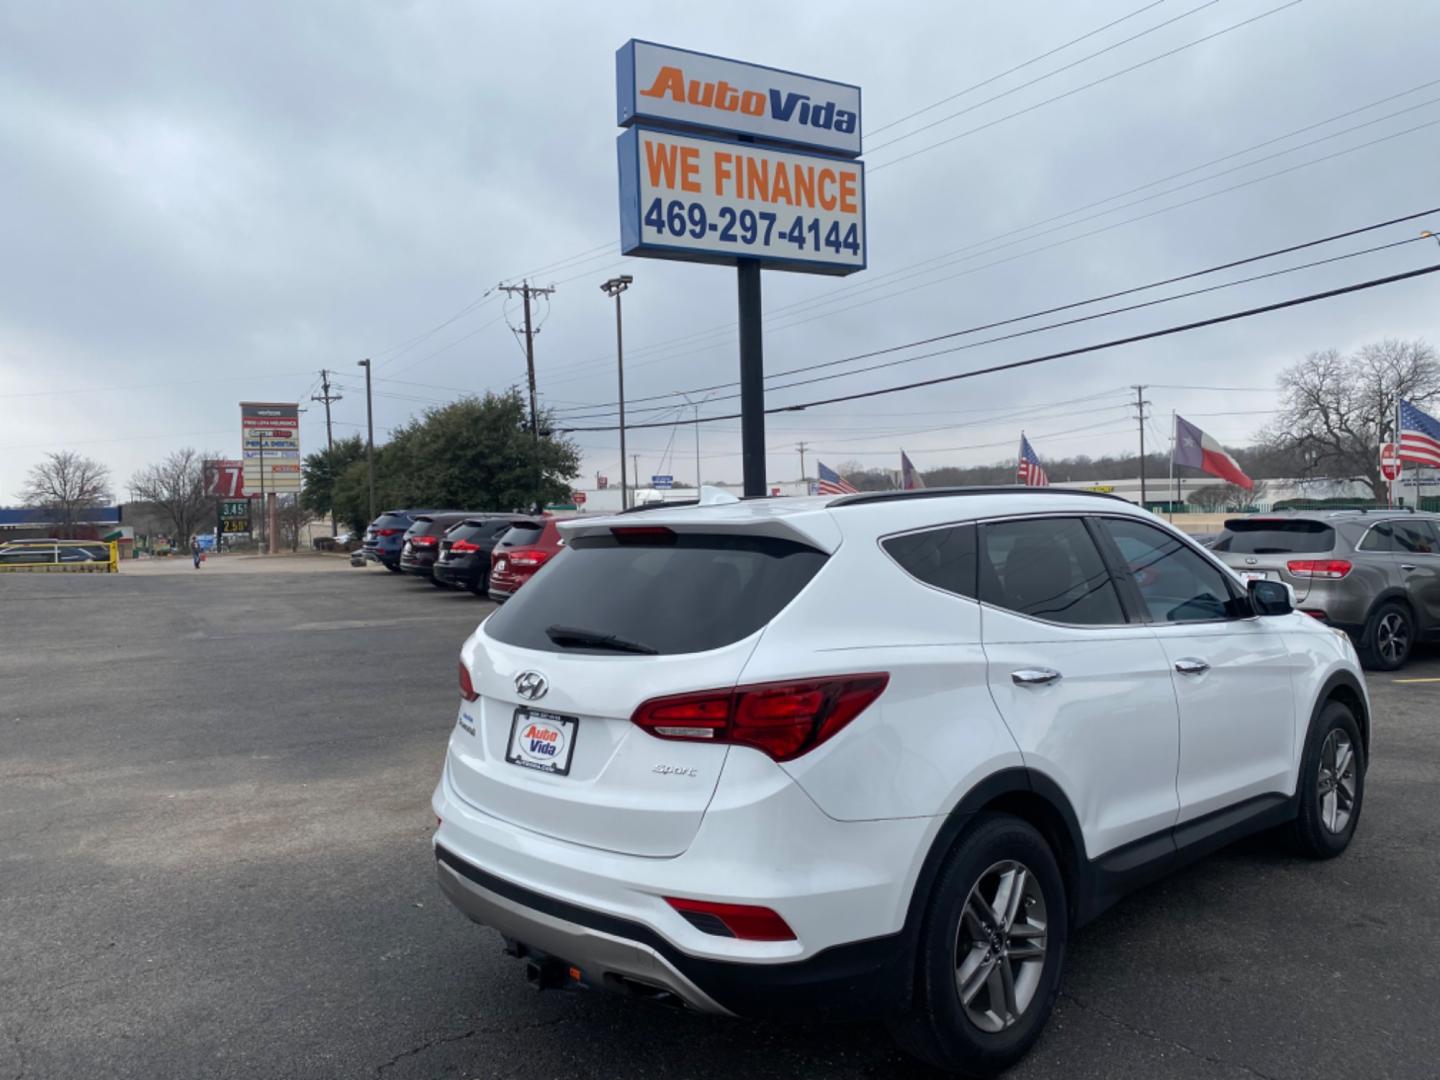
1174, 415, 1253, 490
900, 450, 925, 490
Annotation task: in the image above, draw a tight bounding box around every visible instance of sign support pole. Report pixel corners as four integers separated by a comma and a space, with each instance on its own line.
738, 258, 765, 498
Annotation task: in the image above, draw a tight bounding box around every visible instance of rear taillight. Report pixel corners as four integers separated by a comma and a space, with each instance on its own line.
375, 528, 401, 537
450, 539, 480, 554
664, 897, 795, 941
631, 674, 889, 762
459, 661, 478, 702
411, 535, 438, 548
1301, 609, 1328, 620
1286, 559, 1351, 579
612, 525, 676, 545
506, 548, 551, 568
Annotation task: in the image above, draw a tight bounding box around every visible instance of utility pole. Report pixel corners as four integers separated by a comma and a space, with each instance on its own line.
1132, 385, 1151, 507
677, 389, 711, 492
797, 441, 808, 492
600, 276, 633, 509
632, 453, 640, 495
312, 369, 343, 537
358, 358, 375, 524
312, 369, 342, 453
499, 280, 556, 440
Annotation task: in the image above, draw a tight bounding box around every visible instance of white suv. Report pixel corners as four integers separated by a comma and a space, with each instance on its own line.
432, 488, 1369, 1077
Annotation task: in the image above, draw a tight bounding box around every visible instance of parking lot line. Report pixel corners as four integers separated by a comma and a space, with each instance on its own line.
1392, 676, 1440, 684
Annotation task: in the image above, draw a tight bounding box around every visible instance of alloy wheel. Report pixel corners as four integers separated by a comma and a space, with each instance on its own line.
1376, 611, 1409, 665
954, 860, 1048, 1033
1317, 729, 1357, 834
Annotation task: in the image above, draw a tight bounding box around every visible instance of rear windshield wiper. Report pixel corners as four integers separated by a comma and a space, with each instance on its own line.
545, 624, 658, 655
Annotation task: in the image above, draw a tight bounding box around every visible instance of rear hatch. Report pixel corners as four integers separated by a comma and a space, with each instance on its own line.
1211, 518, 1337, 601
449, 518, 833, 857
365, 512, 412, 551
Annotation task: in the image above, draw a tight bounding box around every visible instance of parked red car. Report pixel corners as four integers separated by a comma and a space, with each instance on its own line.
487, 518, 564, 601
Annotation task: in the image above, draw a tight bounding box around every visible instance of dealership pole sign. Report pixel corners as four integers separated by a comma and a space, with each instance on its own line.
615, 40, 865, 493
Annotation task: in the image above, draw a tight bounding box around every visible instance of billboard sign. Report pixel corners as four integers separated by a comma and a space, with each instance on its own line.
240, 403, 301, 493
616, 40, 861, 157
203, 460, 246, 498
618, 127, 865, 275
652, 474, 674, 489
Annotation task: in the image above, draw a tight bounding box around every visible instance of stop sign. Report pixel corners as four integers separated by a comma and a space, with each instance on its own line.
1381, 443, 1401, 481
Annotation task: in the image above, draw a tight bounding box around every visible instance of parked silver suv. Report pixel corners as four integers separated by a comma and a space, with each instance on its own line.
1212, 509, 1440, 670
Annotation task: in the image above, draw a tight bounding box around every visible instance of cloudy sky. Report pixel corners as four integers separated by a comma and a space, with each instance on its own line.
4, 0, 1440, 503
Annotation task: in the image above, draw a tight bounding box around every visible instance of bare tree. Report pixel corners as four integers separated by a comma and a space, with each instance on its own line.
1268, 339, 1440, 500
20, 451, 112, 535
275, 496, 315, 552
129, 448, 217, 546
1187, 480, 1267, 512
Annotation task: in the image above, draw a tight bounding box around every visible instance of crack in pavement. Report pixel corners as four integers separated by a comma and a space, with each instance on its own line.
1059, 991, 1288, 1080
373, 1015, 572, 1077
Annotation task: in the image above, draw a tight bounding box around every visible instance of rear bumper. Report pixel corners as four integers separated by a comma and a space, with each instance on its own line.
431, 748, 933, 1019
400, 557, 435, 576
434, 843, 908, 1019
434, 562, 481, 589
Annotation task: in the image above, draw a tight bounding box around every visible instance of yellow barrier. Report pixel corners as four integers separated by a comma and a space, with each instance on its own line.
0, 540, 119, 573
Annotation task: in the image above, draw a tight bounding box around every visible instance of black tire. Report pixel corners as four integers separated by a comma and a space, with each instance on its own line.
384, 562, 402, 574
888, 814, 1067, 1078
1291, 700, 1365, 858
429, 575, 448, 589
467, 576, 488, 598
1359, 599, 1412, 671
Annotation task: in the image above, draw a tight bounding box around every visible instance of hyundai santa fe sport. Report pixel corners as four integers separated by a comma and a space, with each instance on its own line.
432, 488, 1370, 1077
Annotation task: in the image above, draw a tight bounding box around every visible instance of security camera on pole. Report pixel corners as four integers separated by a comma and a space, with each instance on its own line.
614, 41, 866, 496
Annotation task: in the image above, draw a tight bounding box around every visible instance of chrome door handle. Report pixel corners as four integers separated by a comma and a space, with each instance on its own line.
1174, 658, 1210, 675
1401, 563, 1418, 572
1011, 668, 1061, 686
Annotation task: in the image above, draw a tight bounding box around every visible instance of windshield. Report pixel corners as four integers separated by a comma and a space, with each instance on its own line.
1213, 520, 1335, 555
484, 532, 828, 655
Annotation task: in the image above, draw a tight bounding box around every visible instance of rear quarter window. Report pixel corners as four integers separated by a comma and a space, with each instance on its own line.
1212, 520, 1335, 554
883, 524, 977, 599
484, 532, 828, 655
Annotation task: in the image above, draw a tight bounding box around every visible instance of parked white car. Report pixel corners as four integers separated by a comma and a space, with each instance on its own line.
433, 488, 1369, 1077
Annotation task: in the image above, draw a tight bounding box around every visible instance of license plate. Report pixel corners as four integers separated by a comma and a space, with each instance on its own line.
505, 708, 578, 775
1240, 571, 1275, 582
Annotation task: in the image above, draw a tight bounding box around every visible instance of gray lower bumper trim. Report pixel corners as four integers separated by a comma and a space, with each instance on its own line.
436, 860, 733, 1016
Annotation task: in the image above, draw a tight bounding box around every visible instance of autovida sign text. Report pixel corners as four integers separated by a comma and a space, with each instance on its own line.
616, 40, 864, 277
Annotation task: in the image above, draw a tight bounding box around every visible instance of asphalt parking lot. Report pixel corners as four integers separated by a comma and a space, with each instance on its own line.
3, 561, 1439, 1079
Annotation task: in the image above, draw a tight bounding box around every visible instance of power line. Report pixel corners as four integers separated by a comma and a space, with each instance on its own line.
868, 0, 1171, 137
550, 210, 1440, 420
556, 263, 1440, 432
867, 0, 1218, 152
542, 84, 1440, 382
867, 0, 1306, 172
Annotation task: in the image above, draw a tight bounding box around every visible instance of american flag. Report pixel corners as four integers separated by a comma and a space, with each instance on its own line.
816, 460, 858, 495
1018, 434, 1049, 487
1399, 399, 1440, 467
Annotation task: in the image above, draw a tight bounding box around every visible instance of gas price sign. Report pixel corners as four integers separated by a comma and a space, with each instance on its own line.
620, 127, 864, 275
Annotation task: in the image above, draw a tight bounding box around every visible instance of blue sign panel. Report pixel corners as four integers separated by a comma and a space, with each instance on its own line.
617, 40, 862, 158
618, 127, 866, 276
651, 475, 674, 489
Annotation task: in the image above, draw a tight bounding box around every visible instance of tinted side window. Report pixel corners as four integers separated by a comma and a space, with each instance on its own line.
1393, 520, 1439, 554
980, 518, 1124, 626
883, 524, 977, 599
1101, 518, 1239, 623
1358, 523, 1394, 553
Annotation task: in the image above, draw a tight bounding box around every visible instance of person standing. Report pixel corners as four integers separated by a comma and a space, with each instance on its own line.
191, 536, 202, 569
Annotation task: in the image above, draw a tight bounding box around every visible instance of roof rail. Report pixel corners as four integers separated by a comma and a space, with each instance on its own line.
828, 485, 1131, 509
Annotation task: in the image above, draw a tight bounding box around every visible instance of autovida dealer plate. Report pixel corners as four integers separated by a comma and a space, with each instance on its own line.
505, 708, 578, 775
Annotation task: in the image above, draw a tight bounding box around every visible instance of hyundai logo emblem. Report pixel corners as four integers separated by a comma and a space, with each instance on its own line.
514, 670, 548, 701
1245, 556, 1258, 566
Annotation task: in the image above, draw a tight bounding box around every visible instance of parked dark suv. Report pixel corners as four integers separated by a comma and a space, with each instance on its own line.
1212, 509, 1440, 670
432, 515, 542, 596
363, 511, 420, 572
400, 513, 474, 585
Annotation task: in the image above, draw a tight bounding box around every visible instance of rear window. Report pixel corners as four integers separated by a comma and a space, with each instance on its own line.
496, 523, 544, 547
1212, 519, 1335, 554
372, 513, 411, 530
484, 532, 828, 655
449, 519, 530, 543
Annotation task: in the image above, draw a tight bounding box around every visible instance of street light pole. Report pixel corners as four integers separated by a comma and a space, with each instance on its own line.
600, 275, 634, 509
357, 358, 375, 523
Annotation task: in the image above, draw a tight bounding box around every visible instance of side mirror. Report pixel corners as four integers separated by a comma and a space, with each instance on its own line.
1248, 578, 1294, 616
